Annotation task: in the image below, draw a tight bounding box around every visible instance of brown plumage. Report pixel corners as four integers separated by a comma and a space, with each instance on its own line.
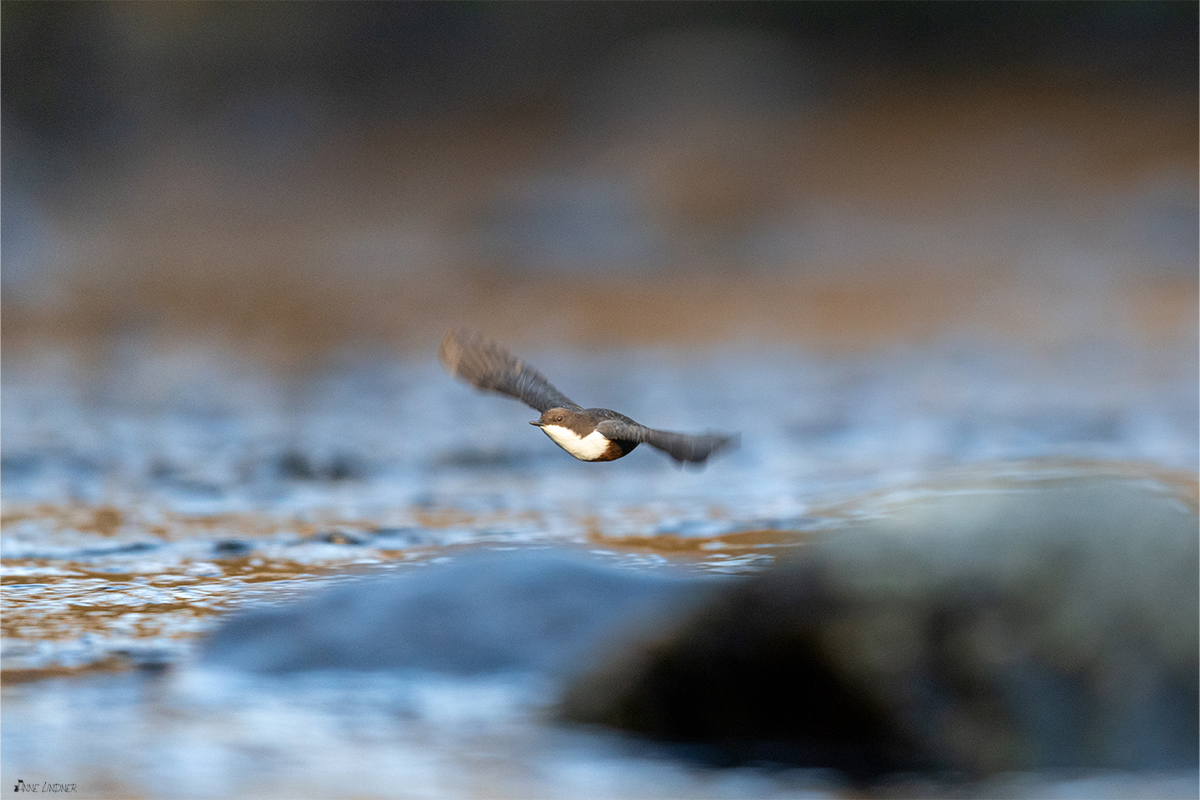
439, 328, 737, 465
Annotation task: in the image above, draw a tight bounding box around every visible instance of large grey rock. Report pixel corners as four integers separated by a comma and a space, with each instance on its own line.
201, 549, 719, 676
561, 476, 1199, 775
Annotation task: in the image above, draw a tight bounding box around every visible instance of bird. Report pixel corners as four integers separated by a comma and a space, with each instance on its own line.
438, 328, 737, 465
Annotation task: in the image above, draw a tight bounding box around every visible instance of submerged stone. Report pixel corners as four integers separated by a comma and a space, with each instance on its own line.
561, 476, 1199, 776
201, 549, 718, 676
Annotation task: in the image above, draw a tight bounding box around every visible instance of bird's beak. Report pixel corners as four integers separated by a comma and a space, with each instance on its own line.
529, 420, 543, 427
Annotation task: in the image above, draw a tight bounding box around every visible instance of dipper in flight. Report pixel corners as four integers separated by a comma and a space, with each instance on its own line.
439, 328, 737, 465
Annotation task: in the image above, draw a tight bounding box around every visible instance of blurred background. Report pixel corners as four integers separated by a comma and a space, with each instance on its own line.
3, 6, 1198, 797
4, 2, 1196, 361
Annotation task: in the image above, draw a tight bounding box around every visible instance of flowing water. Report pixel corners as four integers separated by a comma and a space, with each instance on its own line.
3, 53, 1197, 797
3, 333, 1196, 798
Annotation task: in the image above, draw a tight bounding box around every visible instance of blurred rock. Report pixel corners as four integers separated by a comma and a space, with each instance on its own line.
311, 530, 367, 546
561, 476, 1199, 775
212, 539, 254, 556
201, 549, 718, 675
274, 450, 365, 482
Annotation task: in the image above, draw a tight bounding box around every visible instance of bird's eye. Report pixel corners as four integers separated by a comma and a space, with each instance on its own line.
555, 414, 563, 422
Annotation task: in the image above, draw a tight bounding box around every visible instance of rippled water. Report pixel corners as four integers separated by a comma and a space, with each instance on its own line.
3, 337, 1197, 797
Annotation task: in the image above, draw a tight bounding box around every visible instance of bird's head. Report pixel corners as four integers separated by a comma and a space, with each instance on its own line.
531, 408, 574, 428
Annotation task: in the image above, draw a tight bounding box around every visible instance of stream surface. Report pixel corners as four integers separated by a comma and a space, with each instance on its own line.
3, 15, 1197, 794
3, 336, 1197, 798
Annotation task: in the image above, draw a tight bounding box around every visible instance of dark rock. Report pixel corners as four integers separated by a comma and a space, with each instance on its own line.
212, 539, 254, 556
313, 530, 366, 546
112, 647, 175, 673
75, 541, 158, 558
200, 549, 720, 676
275, 450, 365, 482
561, 476, 1199, 776
275, 450, 317, 480
324, 454, 364, 481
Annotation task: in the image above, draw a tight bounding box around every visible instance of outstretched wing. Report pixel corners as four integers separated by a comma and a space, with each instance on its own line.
439, 328, 581, 413
595, 418, 738, 465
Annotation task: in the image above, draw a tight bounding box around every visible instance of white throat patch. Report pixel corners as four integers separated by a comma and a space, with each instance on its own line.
539, 424, 611, 461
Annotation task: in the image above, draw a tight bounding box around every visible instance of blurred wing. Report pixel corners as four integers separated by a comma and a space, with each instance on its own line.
439, 328, 580, 413
596, 419, 738, 465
